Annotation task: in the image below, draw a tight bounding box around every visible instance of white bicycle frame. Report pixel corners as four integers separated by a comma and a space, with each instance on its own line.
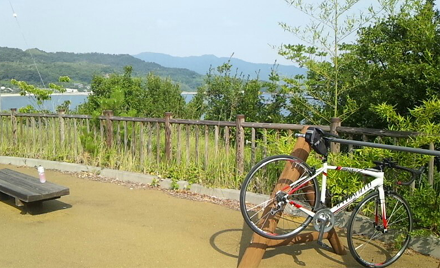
286, 162, 389, 229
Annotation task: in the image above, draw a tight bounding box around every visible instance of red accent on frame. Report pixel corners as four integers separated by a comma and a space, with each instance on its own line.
281, 185, 290, 192
288, 180, 311, 195
382, 208, 388, 229
289, 201, 302, 209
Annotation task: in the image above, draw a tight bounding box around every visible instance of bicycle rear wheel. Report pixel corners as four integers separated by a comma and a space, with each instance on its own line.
347, 191, 412, 267
240, 155, 319, 240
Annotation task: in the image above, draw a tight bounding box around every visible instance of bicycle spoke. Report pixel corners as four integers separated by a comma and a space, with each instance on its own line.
386, 200, 403, 224
240, 155, 318, 240
347, 192, 412, 267
246, 199, 272, 215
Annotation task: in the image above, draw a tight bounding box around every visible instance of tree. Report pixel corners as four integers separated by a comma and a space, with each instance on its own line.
143, 73, 187, 118
190, 62, 288, 123
278, 0, 405, 125
11, 76, 70, 113
198, 63, 246, 122
372, 98, 440, 234
79, 66, 144, 117
341, 0, 440, 128
78, 66, 187, 118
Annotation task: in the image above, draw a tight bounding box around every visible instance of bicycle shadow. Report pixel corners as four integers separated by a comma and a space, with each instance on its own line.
209, 222, 358, 267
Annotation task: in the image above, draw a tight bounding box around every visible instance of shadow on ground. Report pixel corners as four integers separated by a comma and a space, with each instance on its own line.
0, 195, 72, 215
0, 164, 438, 268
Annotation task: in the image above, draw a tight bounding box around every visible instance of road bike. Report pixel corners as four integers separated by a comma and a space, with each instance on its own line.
239, 127, 424, 267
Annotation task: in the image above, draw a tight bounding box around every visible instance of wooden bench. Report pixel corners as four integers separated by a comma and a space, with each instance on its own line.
0, 168, 70, 207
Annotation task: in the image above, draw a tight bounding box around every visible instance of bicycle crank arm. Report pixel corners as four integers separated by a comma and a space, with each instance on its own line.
316, 215, 332, 250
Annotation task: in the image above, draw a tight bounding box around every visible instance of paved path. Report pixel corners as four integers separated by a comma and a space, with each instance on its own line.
0, 164, 438, 268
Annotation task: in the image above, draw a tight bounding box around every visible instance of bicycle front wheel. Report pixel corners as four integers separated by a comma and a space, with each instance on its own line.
347, 191, 412, 267
240, 155, 319, 240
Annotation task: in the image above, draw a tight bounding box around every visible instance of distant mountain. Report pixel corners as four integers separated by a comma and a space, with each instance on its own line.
133, 52, 306, 80
0, 47, 204, 91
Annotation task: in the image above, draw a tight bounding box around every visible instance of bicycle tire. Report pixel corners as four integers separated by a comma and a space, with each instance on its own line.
240, 155, 319, 240
347, 191, 412, 267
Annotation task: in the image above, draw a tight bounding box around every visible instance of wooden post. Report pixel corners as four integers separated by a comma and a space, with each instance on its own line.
330, 117, 341, 153
204, 125, 209, 170
186, 125, 190, 165
31, 117, 36, 152
124, 121, 128, 152
236, 114, 245, 176
238, 126, 346, 268
214, 125, 219, 158
131, 121, 136, 156
10, 108, 17, 147
0, 113, 3, 145
165, 112, 173, 162
140, 122, 144, 170
57, 109, 66, 145
251, 128, 256, 166
225, 126, 230, 156
103, 110, 113, 147
195, 125, 199, 165
177, 124, 182, 164
156, 122, 160, 164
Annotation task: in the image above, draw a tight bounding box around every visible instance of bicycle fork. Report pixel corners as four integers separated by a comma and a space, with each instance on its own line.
375, 187, 389, 232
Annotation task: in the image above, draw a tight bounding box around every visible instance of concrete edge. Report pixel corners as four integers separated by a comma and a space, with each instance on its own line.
0, 156, 438, 259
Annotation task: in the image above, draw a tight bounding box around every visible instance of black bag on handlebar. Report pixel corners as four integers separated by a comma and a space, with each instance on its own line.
304, 127, 329, 156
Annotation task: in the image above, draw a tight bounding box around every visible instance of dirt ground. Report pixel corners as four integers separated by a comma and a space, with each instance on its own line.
0, 164, 438, 268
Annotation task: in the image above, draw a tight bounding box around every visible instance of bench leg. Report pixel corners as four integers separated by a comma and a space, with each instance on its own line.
0, 192, 9, 201
15, 198, 24, 207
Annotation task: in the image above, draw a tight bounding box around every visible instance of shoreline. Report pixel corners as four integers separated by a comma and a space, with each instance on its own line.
0, 92, 91, 97
0, 91, 197, 97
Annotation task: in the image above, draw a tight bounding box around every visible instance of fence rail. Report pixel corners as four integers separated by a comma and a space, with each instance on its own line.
0, 109, 436, 188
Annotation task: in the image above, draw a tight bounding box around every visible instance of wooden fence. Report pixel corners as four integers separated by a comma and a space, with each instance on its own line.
0, 109, 436, 188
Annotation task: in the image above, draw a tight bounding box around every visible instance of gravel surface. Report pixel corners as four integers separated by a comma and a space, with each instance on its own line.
66, 170, 242, 211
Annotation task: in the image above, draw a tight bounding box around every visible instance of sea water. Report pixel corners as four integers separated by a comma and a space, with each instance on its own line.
0, 93, 90, 112
0, 92, 198, 112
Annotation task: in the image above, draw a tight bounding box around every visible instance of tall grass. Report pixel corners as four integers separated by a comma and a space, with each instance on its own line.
0, 115, 277, 189
2, 114, 438, 235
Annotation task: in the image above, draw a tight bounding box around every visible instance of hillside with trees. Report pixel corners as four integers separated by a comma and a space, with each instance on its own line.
0, 47, 204, 91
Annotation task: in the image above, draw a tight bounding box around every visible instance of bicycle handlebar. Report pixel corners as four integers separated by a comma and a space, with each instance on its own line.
373, 159, 424, 186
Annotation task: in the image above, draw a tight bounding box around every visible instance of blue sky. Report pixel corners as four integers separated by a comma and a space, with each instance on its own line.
1, 0, 305, 65
1, 0, 439, 65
